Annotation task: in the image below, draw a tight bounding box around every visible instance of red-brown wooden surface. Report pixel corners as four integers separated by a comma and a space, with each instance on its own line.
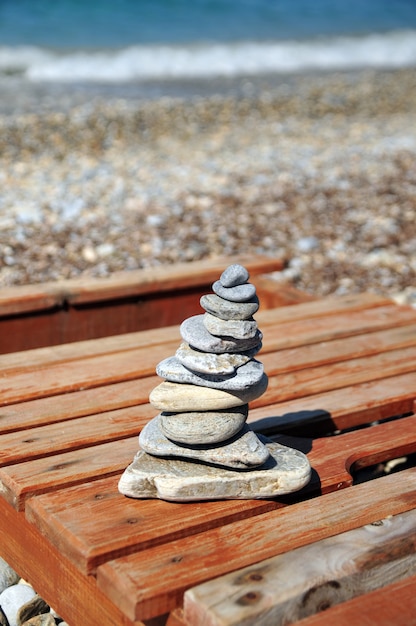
0, 293, 415, 625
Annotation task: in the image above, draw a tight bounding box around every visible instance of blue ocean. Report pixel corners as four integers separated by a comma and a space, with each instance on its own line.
1, 0, 416, 83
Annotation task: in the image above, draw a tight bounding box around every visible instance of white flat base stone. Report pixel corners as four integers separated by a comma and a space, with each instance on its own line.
140, 417, 270, 469
118, 438, 312, 502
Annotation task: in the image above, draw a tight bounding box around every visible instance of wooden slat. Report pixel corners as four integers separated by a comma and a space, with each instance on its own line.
2, 410, 415, 513
2, 307, 415, 406
0, 293, 399, 376
0, 497, 145, 626
249, 372, 416, 435
20, 416, 416, 570
0, 255, 285, 315
296, 574, 416, 626
183, 509, 416, 626
95, 469, 416, 621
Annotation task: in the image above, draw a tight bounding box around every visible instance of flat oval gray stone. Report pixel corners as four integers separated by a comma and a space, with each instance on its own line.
149, 374, 268, 412
156, 356, 264, 390
180, 315, 262, 354
160, 406, 248, 445
203, 313, 257, 339
212, 280, 256, 302
175, 342, 261, 375
220, 264, 249, 287
0, 584, 36, 626
139, 417, 270, 469
200, 293, 259, 321
0, 559, 20, 594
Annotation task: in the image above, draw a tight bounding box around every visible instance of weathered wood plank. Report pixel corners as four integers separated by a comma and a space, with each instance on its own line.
0, 295, 404, 377
0, 496, 145, 626
95, 469, 416, 621
248, 372, 416, 435
2, 310, 415, 406
2, 412, 414, 514
183, 509, 416, 626
0, 255, 285, 315
296, 574, 416, 626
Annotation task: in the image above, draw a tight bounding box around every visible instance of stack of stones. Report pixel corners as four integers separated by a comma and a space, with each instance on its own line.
119, 264, 311, 502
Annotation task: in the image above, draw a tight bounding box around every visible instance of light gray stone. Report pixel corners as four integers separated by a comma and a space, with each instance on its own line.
212, 280, 256, 302
0, 584, 36, 626
220, 264, 249, 287
139, 418, 270, 469
175, 342, 260, 375
203, 313, 257, 339
0, 559, 20, 594
156, 357, 264, 390
149, 374, 268, 412
160, 406, 248, 445
17, 594, 50, 625
118, 437, 312, 502
200, 293, 259, 320
180, 315, 262, 354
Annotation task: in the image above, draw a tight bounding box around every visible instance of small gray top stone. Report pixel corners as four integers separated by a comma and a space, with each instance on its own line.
212, 280, 256, 302
220, 264, 250, 287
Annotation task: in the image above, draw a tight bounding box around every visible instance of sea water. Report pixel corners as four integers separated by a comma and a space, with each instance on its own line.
1, 0, 416, 85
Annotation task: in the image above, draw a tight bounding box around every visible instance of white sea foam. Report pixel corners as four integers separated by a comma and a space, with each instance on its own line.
1, 30, 416, 82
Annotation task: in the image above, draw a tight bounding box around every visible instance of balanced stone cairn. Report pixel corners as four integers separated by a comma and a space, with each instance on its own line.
119, 264, 311, 501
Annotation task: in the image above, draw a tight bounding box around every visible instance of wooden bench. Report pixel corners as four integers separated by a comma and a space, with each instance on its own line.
0, 254, 313, 354
0, 291, 415, 625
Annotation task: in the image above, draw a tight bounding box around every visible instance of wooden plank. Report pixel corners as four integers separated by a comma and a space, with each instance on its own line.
253, 346, 416, 407
295, 574, 416, 626
2, 411, 415, 512
0, 255, 285, 315
249, 372, 416, 435
20, 417, 416, 572
183, 509, 416, 626
0, 293, 398, 375
0, 497, 145, 626
95, 468, 416, 621
2, 308, 415, 406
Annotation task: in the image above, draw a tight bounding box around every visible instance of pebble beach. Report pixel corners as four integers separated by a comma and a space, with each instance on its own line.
1, 68, 415, 304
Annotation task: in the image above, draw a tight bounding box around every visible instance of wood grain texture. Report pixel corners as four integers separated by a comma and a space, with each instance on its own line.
183, 509, 416, 626
295, 574, 416, 626
95, 469, 416, 621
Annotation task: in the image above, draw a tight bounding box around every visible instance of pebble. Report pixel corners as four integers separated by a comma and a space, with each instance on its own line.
212, 280, 257, 302
219, 264, 249, 287
139, 418, 270, 469
203, 312, 258, 339
200, 293, 260, 321
156, 356, 264, 390
175, 341, 260, 375
149, 375, 268, 412
0, 584, 36, 626
0, 559, 20, 594
0, 69, 415, 304
160, 406, 248, 445
180, 315, 262, 354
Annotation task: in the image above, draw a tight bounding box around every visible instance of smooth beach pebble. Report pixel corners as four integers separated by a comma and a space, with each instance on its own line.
149, 374, 268, 412
139, 418, 270, 469
175, 341, 260, 375
212, 280, 257, 302
0, 559, 20, 594
203, 312, 258, 339
220, 264, 249, 287
200, 293, 260, 321
156, 356, 264, 390
180, 315, 262, 354
160, 406, 248, 445
0, 584, 36, 626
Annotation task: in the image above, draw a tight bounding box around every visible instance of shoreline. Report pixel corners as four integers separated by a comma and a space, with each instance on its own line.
0, 68, 415, 304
